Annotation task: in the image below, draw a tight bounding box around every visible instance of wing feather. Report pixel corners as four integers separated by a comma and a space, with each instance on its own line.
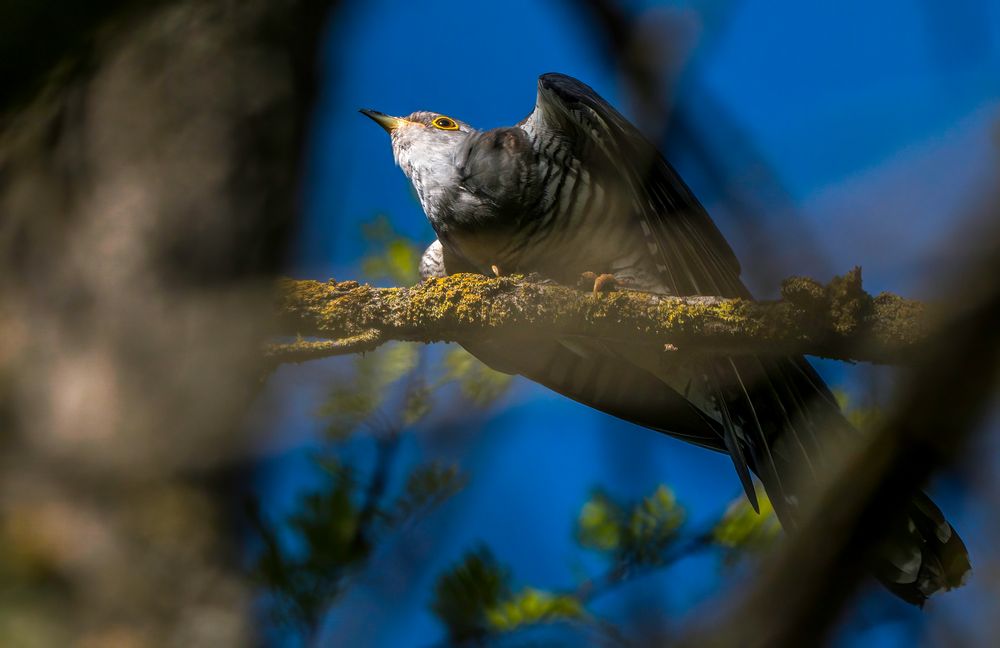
523, 72, 746, 298
520, 73, 842, 514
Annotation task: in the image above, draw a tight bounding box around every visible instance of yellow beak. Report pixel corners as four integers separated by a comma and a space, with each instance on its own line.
360, 109, 405, 133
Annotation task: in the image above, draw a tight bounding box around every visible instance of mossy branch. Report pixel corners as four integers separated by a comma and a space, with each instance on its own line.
274, 268, 932, 365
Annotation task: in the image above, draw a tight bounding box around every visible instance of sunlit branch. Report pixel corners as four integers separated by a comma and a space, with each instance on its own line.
274, 269, 932, 365
264, 330, 384, 365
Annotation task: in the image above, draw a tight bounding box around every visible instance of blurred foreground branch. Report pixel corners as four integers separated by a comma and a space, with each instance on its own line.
0, 0, 337, 644
678, 229, 1000, 647
275, 268, 930, 365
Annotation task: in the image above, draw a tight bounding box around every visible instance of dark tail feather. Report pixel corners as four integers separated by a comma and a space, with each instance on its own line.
876, 492, 971, 606
720, 355, 971, 605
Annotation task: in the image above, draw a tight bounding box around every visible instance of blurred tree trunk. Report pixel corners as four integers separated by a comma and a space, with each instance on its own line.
0, 0, 334, 644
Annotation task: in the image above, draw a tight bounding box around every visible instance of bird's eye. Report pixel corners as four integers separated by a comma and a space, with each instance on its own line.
431, 116, 459, 131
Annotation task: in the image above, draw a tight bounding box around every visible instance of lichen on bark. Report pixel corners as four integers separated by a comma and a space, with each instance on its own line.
274, 269, 931, 365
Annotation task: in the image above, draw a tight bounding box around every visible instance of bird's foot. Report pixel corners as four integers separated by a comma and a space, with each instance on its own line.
491, 264, 502, 277
580, 271, 627, 296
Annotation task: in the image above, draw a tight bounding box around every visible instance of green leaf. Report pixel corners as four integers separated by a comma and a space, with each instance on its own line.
485, 588, 585, 632
577, 486, 686, 564
576, 491, 623, 552
390, 463, 467, 526
249, 459, 370, 626
359, 214, 422, 285
431, 548, 511, 643
712, 488, 781, 551
625, 485, 686, 564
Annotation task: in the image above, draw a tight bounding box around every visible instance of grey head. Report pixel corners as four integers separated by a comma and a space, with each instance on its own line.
360, 109, 476, 218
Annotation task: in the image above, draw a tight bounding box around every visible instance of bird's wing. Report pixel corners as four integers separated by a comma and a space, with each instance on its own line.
467, 335, 729, 452
418, 240, 727, 453
451, 75, 969, 600
521, 73, 837, 511
521, 72, 748, 299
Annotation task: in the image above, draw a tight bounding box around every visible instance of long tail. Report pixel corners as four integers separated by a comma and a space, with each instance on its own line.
878, 492, 971, 604
718, 354, 971, 604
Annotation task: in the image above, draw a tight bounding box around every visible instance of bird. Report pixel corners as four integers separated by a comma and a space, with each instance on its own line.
361, 72, 970, 604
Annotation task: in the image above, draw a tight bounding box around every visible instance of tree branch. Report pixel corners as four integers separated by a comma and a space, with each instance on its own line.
275, 268, 932, 365
264, 330, 383, 364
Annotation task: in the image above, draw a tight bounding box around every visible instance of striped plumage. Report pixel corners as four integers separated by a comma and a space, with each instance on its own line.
362, 73, 970, 604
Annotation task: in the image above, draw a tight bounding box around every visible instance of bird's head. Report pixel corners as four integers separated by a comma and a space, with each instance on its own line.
360, 109, 475, 212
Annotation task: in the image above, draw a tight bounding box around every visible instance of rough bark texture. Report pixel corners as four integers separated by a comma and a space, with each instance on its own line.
274, 268, 932, 365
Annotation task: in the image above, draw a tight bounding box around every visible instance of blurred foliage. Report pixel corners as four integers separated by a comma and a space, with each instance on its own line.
712, 488, 782, 558
485, 588, 585, 632
577, 485, 686, 565
315, 339, 511, 441
432, 548, 512, 644
250, 459, 368, 627
389, 463, 468, 526
251, 455, 468, 629
431, 550, 587, 642
627, 486, 686, 564
316, 341, 419, 439
253, 219, 512, 638
442, 346, 514, 406
576, 492, 622, 552
430, 483, 781, 644
360, 215, 422, 285
833, 389, 886, 433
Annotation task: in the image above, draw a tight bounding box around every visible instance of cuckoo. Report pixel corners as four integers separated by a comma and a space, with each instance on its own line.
361, 73, 970, 604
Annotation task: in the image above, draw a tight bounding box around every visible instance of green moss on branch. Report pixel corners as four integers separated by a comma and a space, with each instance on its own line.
275, 269, 931, 365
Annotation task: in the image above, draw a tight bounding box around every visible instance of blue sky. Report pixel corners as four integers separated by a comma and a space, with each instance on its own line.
255, 1, 1000, 645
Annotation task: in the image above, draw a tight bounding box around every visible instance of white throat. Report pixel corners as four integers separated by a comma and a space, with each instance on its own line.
391, 127, 469, 224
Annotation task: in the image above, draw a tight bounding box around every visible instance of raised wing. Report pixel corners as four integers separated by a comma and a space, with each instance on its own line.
521, 73, 843, 512
522, 73, 748, 299
520, 74, 771, 505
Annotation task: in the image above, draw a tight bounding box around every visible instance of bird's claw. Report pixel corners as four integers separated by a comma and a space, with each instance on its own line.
580, 271, 623, 296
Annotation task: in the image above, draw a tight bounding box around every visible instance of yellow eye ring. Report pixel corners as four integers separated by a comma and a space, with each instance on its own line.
431, 116, 459, 130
